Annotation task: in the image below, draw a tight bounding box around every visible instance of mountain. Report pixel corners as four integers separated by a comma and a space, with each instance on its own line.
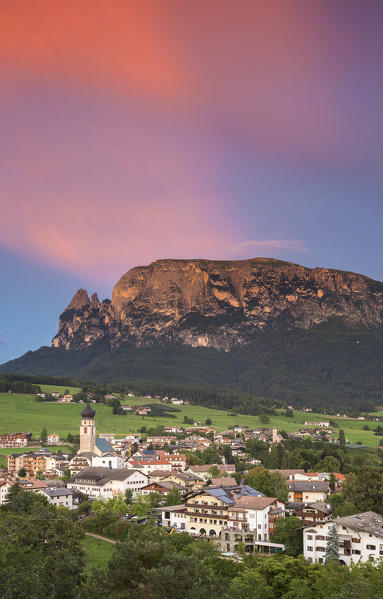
2, 258, 383, 411
52, 258, 383, 351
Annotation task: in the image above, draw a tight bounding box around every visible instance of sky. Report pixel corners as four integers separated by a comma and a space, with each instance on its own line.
1, 0, 383, 362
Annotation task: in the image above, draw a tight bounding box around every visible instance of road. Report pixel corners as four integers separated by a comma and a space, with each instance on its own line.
85, 531, 117, 545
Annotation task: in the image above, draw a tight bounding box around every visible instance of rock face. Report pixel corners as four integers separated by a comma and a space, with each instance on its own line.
52, 258, 383, 351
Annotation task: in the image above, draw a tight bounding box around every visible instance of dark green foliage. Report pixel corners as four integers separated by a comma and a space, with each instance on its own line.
244, 467, 288, 502
3, 318, 383, 411
80, 524, 227, 599
325, 525, 340, 564
0, 485, 84, 598
271, 518, 303, 556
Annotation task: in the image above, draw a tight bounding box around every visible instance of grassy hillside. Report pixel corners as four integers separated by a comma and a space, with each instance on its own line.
1, 319, 383, 412
0, 391, 382, 447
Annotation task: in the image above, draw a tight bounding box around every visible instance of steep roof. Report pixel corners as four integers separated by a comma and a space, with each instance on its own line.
334, 512, 383, 538
68, 467, 146, 486
287, 480, 329, 492
95, 438, 113, 453
231, 496, 277, 510
192, 485, 264, 506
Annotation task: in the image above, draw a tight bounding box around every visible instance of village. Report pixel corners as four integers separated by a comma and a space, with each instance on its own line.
1, 396, 382, 567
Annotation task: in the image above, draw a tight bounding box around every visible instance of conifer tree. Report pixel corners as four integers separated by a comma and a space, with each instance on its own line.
325, 524, 340, 564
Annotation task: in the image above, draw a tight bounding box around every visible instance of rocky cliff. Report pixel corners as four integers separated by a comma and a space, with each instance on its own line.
52, 258, 383, 351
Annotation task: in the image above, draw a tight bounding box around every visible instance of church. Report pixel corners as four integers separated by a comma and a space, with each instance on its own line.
69, 404, 122, 474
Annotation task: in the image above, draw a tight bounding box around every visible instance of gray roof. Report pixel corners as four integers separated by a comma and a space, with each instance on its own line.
95, 438, 113, 453
193, 485, 264, 506
335, 512, 383, 538
68, 467, 146, 486
287, 481, 329, 492
41, 488, 75, 497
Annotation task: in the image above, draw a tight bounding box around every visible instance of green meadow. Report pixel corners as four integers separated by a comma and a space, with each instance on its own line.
0, 386, 382, 447
39, 384, 81, 395
82, 535, 116, 572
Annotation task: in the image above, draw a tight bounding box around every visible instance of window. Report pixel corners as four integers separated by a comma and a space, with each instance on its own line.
307, 546, 313, 552
367, 545, 376, 550
352, 550, 361, 555
352, 538, 361, 543
307, 535, 313, 540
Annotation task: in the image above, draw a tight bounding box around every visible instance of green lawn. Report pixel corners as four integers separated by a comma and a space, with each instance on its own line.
82, 535, 116, 572
0, 391, 381, 447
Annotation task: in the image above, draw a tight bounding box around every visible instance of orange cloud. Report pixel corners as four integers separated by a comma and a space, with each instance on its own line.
0, 0, 187, 100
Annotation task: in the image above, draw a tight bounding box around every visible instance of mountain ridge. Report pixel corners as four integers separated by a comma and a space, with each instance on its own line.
52, 257, 383, 352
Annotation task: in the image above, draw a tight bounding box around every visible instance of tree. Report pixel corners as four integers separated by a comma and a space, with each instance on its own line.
148, 492, 162, 508
271, 517, 303, 556
92, 496, 127, 516
343, 468, 383, 515
318, 456, 341, 473
325, 524, 340, 564
205, 418, 212, 426
124, 488, 133, 505
259, 414, 270, 424
17, 467, 26, 477
0, 486, 84, 598
244, 467, 288, 502
208, 464, 221, 478
40, 426, 48, 444
130, 493, 153, 516
338, 429, 346, 446
165, 486, 182, 506
147, 441, 154, 450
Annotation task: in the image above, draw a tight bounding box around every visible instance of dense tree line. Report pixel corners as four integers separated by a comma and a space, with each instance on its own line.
2, 318, 383, 411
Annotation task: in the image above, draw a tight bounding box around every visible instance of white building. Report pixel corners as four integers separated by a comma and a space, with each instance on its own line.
47, 433, 61, 444
0, 480, 12, 505
38, 487, 75, 509
304, 512, 383, 565
67, 467, 149, 499
92, 453, 124, 469
287, 480, 330, 504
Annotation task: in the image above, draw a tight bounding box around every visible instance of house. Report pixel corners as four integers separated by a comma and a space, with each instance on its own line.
0, 480, 12, 505
126, 459, 173, 475
304, 421, 330, 428
99, 433, 115, 443
47, 433, 61, 444
38, 487, 75, 509
67, 467, 149, 499
61, 394, 73, 403
160, 471, 203, 491
294, 501, 334, 526
92, 453, 124, 469
187, 464, 236, 482
156, 483, 285, 552
0, 432, 31, 448
141, 481, 185, 497
51, 392, 60, 399
304, 512, 383, 565
210, 477, 237, 487
287, 480, 330, 504
164, 426, 184, 434
170, 399, 184, 405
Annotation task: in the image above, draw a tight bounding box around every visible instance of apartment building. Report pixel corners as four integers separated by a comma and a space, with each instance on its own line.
287, 480, 330, 503
67, 467, 149, 499
304, 512, 383, 565
0, 432, 31, 448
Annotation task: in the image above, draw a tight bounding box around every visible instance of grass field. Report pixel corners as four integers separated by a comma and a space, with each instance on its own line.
0, 390, 382, 447
39, 384, 81, 395
82, 535, 115, 572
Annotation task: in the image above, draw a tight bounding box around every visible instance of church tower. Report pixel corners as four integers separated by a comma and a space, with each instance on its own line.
79, 404, 96, 454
